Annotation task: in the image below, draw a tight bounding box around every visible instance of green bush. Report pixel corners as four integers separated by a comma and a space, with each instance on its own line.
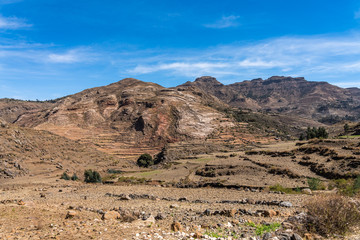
330, 176, 360, 196
60, 172, 70, 180
84, 169, 102, 183
307, 178, 325, 190
137, 153, 154, 167
71, 173, 79, 181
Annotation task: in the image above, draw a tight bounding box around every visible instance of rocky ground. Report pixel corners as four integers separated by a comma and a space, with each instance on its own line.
0, 176, 359, 240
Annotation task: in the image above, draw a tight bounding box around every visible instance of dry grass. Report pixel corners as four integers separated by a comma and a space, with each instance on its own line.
305, 194, 360, 236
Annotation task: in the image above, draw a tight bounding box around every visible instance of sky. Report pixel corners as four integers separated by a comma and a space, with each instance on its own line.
1, 0, 360, 100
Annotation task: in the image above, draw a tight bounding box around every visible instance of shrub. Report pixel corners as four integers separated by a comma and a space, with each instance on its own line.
71, 173, 79, 181
60, 172, 70, 180
330, 176, 360, 196
305, 194, 360, 236
307, 178, 325, 190
84, 169, 102, 183
137, 153, 153, 167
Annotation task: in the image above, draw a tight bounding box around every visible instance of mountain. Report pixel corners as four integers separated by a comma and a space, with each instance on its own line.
0, 118, 119, 179
14, 78, 231, 158
0, 98, 57, 123
181, 76, 360, 123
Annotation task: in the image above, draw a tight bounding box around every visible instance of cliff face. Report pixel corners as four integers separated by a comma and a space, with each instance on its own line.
181, 76, 360, 123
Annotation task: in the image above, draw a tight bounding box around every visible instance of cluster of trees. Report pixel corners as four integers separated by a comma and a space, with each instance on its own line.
300, 127, 329, 140
60, 170, 102, 183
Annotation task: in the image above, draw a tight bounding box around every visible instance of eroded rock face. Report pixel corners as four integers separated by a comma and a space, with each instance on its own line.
181, 76, 360, 123
15, 78, 227, 148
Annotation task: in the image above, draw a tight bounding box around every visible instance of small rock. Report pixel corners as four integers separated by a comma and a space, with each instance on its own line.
171, 221, 182, 231
194, 232, 202, 239
17, 200, 25, 205
40, 193, 46, 198
263, 232, 272, 240
120, 194, 131, 200
170, 204, 179, 209
65, 210, 77, 219
155, 213, 166, 220
279, 201, 293, 208
263, 210, 277, 218
301, 188, 312, 195
291, 233, 303, 240
102, 210, 120, 220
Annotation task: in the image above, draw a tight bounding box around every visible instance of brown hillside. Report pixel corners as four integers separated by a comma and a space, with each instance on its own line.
14, 78, 230, 158
181, 76, 360, 123
0, 118, 121, 179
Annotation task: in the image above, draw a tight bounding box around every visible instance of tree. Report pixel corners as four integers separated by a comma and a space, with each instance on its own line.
137, 153, 154, 167
344, 123, 350, 133
84, 169, 102, 183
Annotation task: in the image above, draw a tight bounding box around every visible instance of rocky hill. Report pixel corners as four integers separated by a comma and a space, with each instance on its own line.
14, 78, 232, 158
181, 76, 360, 123
0, 118, 120, 179
0, 98, 57, 123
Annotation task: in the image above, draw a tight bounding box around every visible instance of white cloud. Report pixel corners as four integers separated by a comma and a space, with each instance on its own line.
124, 34, 360, 85
0, 15, 31, 29
204, 15, 240, 29
47, 49, 95, 63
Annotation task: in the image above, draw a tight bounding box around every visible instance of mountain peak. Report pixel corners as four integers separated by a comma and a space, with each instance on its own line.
194, 76, 223, 86
266, 76, 305, 82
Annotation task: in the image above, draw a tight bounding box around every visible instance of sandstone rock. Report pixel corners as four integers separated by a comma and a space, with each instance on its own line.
65, 210, 77, 219
102, 211, 120, 220
17, 200, 25, 205
171, 221, 182, 231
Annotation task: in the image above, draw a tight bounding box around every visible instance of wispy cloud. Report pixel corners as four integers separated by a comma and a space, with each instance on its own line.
125, 34, 360, 85
355, 9, 360, 19
204, 15, 240, 29
48, 49, 85, 63
0, 0, 22, 5
0, 15, 31, 29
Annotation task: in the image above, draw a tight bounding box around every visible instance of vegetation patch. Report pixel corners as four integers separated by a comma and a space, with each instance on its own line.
305, 194, 360, 236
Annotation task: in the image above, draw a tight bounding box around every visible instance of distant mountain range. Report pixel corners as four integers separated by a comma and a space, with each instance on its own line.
0, 76, 359, 151
181, 76, 360, 124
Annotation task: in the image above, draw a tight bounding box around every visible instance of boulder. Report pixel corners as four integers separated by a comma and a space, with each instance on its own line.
102, 210, 120, 220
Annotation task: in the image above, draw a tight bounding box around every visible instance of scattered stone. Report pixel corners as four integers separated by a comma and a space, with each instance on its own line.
171, 221, 182, 231
65, 210, 77, 219
102, 211, 120, 220
279, 201, 293, 208
40, 193, 46, 198
301, 188, 312, 195
291, 233, 303, 240
155, 213, 166, 220
263, 232, 272, 240
17, 200, 25, 205
120, 194, 131, 200
194, 231, 202, 239
170, 204, 179, 209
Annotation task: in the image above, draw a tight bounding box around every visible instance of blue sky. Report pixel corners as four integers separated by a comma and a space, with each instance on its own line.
1, 0, 360, 100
